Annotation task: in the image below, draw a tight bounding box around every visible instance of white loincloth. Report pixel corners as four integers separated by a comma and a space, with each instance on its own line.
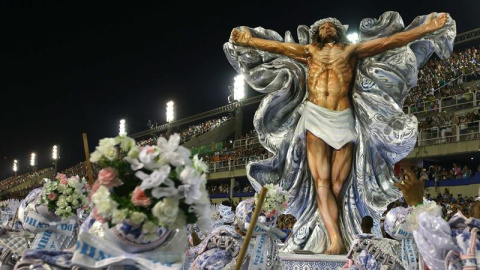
301, 101, 357, 150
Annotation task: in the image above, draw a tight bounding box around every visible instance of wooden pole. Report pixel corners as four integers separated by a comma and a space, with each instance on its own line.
82, 133, 94, 186
234, 186, 268, 270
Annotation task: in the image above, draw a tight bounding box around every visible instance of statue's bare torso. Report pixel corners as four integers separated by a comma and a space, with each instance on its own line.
306, 43, 356, 111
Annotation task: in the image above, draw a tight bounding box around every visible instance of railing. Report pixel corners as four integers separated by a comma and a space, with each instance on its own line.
418, 120, 480, 146
404, 90, 477, 116
207, 153, 272, 173
403, 73, 479, 115
232, 136, 261, 149
179, 118, 233, 143
454, 28, 480, 45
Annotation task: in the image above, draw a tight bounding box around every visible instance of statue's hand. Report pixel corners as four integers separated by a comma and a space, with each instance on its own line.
425, 13, 448, 32
230, 26, 251, 46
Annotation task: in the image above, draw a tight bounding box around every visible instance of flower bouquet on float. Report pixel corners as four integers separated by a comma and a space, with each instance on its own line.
19, 173, 90, 252
72, 134, 211, 270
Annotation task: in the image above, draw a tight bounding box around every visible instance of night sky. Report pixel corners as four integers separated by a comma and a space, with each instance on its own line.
1, 0, 479, 180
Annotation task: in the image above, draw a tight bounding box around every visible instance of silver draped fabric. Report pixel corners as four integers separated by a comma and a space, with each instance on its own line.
223, 11, 456, 253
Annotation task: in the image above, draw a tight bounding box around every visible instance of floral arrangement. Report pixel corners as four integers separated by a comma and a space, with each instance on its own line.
254, 183, 289, 218
88, 134, 211, 241
38, 174, 90, 219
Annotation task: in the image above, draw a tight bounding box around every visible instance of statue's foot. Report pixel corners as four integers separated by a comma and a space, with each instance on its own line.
324, 241, 346, 255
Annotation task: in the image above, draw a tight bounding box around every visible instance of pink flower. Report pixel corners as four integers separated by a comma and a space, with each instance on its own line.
265, 209, 277, 218
92, 207, 107, 223
60, 178, 68, 185
56, 173, 68, 182
131, 187, 152, 208
48, 193, 57, 201
97, 168, 122, 188
282, 202, 288, 209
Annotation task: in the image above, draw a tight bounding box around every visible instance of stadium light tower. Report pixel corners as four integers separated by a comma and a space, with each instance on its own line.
13, 159, 18, 177
52, 145, 58, 160
52, 145, 59, 172
233, 74, 245, 101
347, 32, 359, 43
119, 119, 127, 136
166, 101, 175, 123
30, 152, 36, 172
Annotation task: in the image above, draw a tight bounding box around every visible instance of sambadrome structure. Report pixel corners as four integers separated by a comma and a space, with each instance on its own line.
224, 11, 456, 254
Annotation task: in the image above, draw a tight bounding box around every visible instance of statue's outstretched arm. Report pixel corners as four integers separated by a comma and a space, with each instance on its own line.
353, 13, 448, 59
230, 26, 309, 62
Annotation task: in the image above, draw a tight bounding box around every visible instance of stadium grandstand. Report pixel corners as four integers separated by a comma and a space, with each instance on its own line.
2, 28, 480, 221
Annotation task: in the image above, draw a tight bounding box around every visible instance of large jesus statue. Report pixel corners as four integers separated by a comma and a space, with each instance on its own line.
225, 11, 456, 254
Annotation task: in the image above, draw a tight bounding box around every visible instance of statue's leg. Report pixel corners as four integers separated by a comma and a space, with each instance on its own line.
331, 142, 354, 202
306, 131, 343, 255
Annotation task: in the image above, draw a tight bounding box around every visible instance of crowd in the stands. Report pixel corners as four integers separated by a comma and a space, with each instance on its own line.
142, 115, 232, 145
206, 183, 230, 195
0, 168, 51, 191
405, 46, 480, 107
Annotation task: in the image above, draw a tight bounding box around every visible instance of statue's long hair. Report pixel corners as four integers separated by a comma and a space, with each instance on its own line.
309, 17, 349, 48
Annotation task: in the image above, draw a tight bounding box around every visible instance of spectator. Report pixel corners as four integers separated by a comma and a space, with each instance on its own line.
462, 165, 472, 178
453, 163, 462, 179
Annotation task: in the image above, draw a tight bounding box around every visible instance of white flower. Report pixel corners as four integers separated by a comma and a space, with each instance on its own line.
71, 200, 79, 208
152, 197, 179, 227
157, 134, 191, 167
57, 197, 68, 208
136, 165, 171, 190
124, 145, 142, 170
112, 209, 128, 225
157, 134, 180, 153
96, 138, 118, 161
95, 199, 118, 218
117, 136, 136, 152
67, 176, 84, 191
193, 155, 209, 173
81, 196, 88, 206
125, 156, 143, 171
64, 187, 73, 195
129, 211, 147, 226
102, 147, 118, 161
137, 146, 161, 170
92, 186, 118, 218
178, 166, 203, 204
151, 178, 178, 199
127, 145, 141, 159
56, 184, 66, 193
90, 151, 103, 163
99, 137, 117, 149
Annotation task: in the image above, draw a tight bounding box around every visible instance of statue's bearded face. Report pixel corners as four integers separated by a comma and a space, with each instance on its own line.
318, 22, 338, 42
